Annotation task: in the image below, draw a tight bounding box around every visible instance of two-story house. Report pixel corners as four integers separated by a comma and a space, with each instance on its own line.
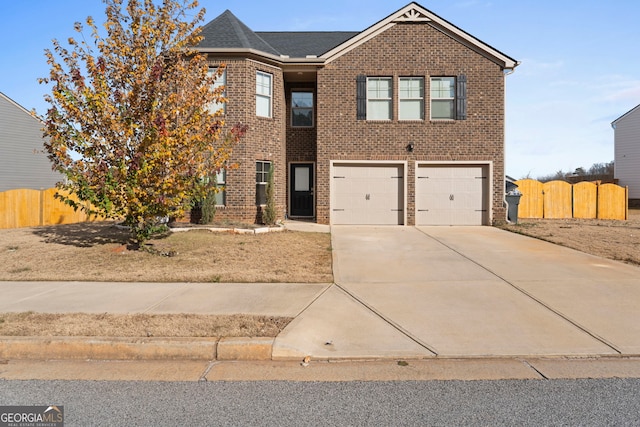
195, 2, 518, 225
612, 104, 640, 207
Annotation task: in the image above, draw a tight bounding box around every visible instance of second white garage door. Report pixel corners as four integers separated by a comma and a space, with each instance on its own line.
332, 163, 404, 225
416, 164, 488, 225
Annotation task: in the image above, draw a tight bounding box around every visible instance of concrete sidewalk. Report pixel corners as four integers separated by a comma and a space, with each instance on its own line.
1, 225, 640, 366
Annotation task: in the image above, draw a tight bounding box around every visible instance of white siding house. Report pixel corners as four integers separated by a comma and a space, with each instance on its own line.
0, 92, 60, 192
613, 104, 640, 204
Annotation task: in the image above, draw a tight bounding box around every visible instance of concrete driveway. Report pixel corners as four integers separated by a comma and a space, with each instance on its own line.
273, 226, 640, 360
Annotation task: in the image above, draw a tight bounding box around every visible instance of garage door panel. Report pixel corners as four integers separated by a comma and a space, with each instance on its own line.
332, 164, 404, 225
416, 165, 487, 226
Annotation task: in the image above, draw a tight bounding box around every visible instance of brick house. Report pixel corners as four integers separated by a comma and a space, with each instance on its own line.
196, 2, 518, 225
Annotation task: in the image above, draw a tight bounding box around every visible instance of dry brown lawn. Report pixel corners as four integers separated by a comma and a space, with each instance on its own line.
498, 208, 640, 265
0, 312, 291, 338
0, 221, 333, 283
0, 222, 331, 337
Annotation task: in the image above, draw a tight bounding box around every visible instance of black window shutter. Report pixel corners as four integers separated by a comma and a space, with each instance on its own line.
356, 75, 367, 120
456, 74, 467, 120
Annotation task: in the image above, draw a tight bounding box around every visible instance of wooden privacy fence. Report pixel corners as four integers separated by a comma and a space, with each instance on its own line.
0, 188, 100, 229
514, 179, 628, 220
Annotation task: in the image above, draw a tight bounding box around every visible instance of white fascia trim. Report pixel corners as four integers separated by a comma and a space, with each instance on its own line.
0, 91, 42, 122
426, 20, 517, 70
321, 3, 517, 70
612, 103, 640, 127
197, 48, 326, 66
321, 23, 396, 64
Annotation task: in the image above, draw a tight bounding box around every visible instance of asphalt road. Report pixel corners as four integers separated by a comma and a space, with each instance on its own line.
2, 378, 640, 426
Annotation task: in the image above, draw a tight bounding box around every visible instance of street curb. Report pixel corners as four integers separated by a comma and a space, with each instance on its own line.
0, 336, 273, 361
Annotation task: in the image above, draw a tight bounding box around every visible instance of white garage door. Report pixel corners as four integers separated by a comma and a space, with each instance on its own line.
332, 163, 404, 225
416, 165, 488, 225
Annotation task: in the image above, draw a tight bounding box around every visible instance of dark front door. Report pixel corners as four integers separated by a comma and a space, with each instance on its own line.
290, 163, 314, 217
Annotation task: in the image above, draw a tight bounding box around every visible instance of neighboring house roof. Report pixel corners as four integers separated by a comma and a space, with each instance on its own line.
612, 104, 640, 128
197, 2, 519, 70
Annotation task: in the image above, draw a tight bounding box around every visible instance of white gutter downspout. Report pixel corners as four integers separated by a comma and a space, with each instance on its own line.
503, 64, 519, 223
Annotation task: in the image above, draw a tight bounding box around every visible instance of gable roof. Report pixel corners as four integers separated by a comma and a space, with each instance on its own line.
612, 104, 640, 128
197, 2, 518, 70
320, 2, 518, 69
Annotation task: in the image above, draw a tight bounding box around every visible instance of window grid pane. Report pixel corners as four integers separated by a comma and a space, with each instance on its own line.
399, 77, 424, 120
292, 92, 314, 127
256, 161, 271, 206
431, 99, 454, 120
213, 169, 226, 206
430, 77, 455, 120
256, 72, 272, 117
208, 67, 227, 114
367, 77, 392, 120
256, 161, 271, 184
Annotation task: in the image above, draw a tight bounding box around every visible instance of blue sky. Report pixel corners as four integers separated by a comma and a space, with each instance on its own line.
2, 0, 639, 179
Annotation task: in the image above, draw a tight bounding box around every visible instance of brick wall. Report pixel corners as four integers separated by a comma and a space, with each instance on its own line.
206, 58, 287, 224
285, 82, 317, 164
316, 22, 506, 225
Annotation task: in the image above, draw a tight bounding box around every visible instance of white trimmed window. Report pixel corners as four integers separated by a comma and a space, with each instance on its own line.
366, 77, 392, 120
256, 71, 272, 118
207, 67, 226, 115
256, 160, 271, 205
430, 77, 455, 120
291, 91, 314, 127
399, 77, 424, 120
214, 169, 226, 206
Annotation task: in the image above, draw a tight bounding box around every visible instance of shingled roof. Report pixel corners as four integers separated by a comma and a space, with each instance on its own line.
197, 4, 518, 70
257, 32, 358, 58
197, 10, 357, 58
198, 10, 280, 56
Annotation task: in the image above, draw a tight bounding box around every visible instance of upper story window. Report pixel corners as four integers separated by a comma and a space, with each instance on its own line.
208, 67, 226, 115
399, 77, 424, 120
256, 71, 272, 118
291, 91, 314, 127
366, 77, 392, 120
356, 74, 466, 121
430, 77, 455, 120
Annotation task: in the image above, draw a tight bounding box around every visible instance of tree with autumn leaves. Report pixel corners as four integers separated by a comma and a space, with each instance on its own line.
39, 0, 244, 244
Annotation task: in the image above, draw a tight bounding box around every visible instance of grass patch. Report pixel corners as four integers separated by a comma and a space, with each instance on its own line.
0, 222, 333, 283
0, 312, 292, 338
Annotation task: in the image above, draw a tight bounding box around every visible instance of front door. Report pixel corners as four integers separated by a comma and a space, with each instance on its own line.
290, 163, 314, 217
